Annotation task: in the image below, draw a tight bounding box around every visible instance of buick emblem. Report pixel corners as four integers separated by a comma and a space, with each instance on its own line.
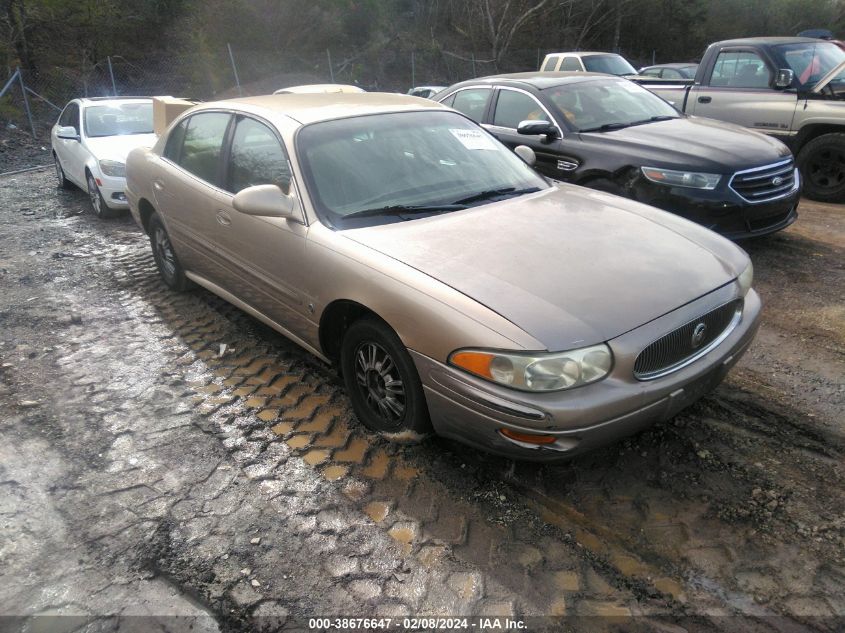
691, 323, 707, 348
771, 176, 784, 186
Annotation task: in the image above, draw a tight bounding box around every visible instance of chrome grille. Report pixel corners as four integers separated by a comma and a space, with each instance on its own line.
730, 159, 796, 204
634, 300, 743, 380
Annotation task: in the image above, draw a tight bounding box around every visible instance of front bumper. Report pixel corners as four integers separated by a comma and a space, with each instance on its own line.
94, 173, 129, 209
413, 284, 761, 461
632, 172, 800, 240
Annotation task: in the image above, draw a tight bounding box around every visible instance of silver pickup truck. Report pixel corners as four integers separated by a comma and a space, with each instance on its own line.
645, 37, 845, 202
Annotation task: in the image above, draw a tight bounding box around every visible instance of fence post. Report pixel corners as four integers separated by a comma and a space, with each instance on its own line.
326, 49, 334, 82
227, 43, 243, 96
471, 52, 476, 78
107, 56, 118, 95
537, 48, 540, 69
652, 49, 656, 65
411, 50, 415, 89
16, 67, 36, 138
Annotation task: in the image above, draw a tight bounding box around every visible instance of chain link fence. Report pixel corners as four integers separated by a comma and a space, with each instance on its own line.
1, 43, 650, 138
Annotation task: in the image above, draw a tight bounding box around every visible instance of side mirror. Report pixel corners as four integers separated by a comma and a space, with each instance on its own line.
514, 145, 537, 167
232, 184, 300, 220
56, 125, 79, 141
517, 119, 559, 140
774, 68, 794, 89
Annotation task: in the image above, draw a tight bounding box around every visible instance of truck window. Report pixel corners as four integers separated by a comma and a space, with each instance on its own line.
541, 56, 557, 71
711, 51, 772, 88
560, 57, 583, 71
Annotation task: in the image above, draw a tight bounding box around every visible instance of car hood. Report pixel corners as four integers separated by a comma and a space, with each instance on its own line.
579, 117, 790, 171
343, 186, 742, 350
85, 134, 158, 162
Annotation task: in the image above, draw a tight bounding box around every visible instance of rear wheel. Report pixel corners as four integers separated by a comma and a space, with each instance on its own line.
340, 317, 431, 436
797, 133, 845, 202
148, 213, 191, 291
54, 153, 71, 189
86, 172, 118, 218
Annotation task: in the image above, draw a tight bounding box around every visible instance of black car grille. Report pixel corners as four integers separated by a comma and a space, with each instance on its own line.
730, 159, 796, 203
634, 299, 743, 380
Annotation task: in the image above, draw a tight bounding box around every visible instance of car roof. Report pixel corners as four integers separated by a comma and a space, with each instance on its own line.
545, 51, 617, 57
191, 92, 448, 125
711, 36, 828, 47
78, 96, 153, 105
642, 63, 697, 69
446, 72, 617, 92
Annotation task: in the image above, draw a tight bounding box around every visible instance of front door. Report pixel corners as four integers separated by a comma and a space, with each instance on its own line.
212, 115, 311, 338
485, 87, 576, 181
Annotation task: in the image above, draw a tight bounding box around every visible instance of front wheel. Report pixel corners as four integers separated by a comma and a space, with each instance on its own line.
797, 133, 845, 202
340, 318, 431, 436
87, 172, 118, 218
148, 213, 191, 291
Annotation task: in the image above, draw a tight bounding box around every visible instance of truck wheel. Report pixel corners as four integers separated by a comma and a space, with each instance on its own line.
797, 133, 845, 202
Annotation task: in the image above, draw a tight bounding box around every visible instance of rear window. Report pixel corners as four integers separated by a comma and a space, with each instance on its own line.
176, 112, 231, 186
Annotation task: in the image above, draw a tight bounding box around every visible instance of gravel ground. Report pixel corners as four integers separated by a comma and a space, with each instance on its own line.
0, 167, 842, 633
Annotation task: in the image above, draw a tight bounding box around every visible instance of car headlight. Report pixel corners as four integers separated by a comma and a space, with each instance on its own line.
641, 166, 721, 190
98, 159, 126, 178
737, 261, 753, 296
449, 344, 613, 392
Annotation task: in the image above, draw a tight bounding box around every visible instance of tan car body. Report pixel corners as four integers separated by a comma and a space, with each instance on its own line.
126, 93, 760, 460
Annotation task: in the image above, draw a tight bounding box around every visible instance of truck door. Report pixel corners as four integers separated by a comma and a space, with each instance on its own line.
690, 48, 798, 141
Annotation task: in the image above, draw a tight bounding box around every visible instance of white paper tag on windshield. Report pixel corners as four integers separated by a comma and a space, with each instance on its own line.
449, 128, 498, 151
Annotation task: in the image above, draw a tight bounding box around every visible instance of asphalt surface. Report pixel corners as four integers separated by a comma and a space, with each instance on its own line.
1, 168, 843, 633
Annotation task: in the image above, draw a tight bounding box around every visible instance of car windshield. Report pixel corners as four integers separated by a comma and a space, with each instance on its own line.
84, 102, 153, 138
777, 41, 845, 88
582, 55, 637, 75
296, 111, 548, 228
545, 78, 679, 132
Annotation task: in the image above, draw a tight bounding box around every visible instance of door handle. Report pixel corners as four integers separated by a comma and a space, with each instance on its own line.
698, 96, 712, 104
216, 210, 232, 226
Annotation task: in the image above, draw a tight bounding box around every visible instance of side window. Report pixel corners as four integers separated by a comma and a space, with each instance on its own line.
662, 68, 682, 79
163, 118, 188, 162
493, 90, 546, 129
59, 103, 79, 129
641, 68, 661, 77
711, 51, 772, 88
439, 93, 456, 108
227, 117, 291, 194
176, 112, 231, 186
450, 88, 492, 122
560, 57, 582, 71
540, 56, 557, 72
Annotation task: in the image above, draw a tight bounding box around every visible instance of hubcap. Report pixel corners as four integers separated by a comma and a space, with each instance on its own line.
154, 227, 177, 279
354, 341, 405, 424
88, 177, 102, 215
808, 148, 845, 191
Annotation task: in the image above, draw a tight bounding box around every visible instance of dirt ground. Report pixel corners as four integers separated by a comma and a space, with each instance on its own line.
0, 166, 842, 633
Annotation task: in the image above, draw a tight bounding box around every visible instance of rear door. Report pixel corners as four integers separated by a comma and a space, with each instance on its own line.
689, 47, 798, 138
212, 114, 311, 335
485, 87, 577, 181
154, 110, 233, 282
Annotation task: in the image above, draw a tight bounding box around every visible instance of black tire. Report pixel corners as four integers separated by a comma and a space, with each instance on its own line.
148, 213, 191, 291
340, 317, 431, 436
797, 133, 845, 203
86, 171, 119, 218
585, 178, 625, 196
54, 153, 71, 190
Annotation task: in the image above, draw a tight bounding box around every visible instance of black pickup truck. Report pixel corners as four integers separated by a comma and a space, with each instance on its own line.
644, 37, 845, 202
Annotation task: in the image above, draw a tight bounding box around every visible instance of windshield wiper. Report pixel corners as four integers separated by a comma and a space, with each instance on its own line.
343, 203, 466, 220
452, 186, 540, 205
579, 122, 634, 133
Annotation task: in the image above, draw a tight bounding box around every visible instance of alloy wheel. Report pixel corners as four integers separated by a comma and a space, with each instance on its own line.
354, 341, 406, 425
154, 226, 177, 281
808, 147, 845, 192
87, 175, 102, 216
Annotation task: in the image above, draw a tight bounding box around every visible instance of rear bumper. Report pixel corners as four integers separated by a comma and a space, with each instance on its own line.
413, 286, 761, 461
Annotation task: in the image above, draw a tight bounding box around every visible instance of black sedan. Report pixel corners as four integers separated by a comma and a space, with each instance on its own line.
436, 72, 801, 239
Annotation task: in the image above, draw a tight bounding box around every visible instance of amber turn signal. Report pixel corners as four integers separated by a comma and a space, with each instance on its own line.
499, 428, 558, 445
450, 350, 496, 379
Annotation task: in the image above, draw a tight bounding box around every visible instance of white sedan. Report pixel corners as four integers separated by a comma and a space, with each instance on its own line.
51, 97, 156, 218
